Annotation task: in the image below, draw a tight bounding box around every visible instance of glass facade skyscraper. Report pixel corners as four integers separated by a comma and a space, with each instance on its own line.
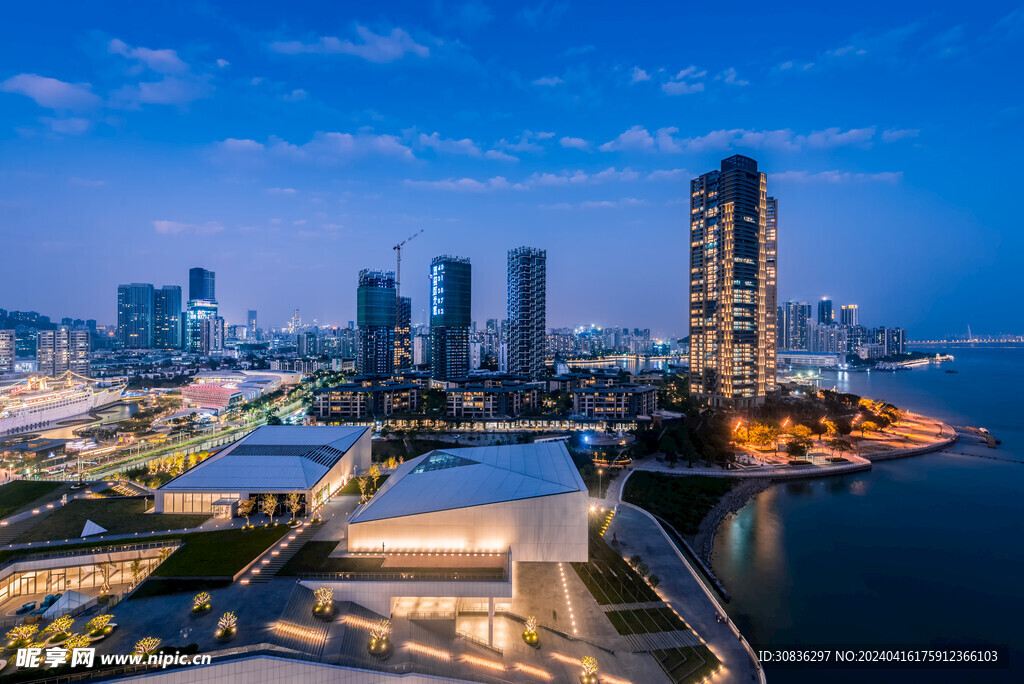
357, 269, 397, 375
154, 285, 182, 349
507, 246, 547, 380
188, 267, 215, 301
689, 155, 777, 407
394, 296, 412, 370
430, 256, 471, 381
818, 298, 834, 325
117, 283, 155, 349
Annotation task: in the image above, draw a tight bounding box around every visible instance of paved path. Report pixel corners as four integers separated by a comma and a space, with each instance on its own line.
606, 505, 764, 684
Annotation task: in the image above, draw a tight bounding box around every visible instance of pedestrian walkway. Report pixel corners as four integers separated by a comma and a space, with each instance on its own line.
246, 521, 323, 584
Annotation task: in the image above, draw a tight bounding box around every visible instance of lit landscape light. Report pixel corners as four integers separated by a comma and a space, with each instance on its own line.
405, 641, 452, 661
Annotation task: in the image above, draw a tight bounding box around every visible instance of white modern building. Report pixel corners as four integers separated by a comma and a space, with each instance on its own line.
154, 425, 370, 515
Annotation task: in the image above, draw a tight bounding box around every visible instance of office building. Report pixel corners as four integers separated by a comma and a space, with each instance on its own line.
154, 285, 182, 349
0, 330, 15, 373
818, 298, 834, 325
430, 256, 471, 382
298, 331, 318, 357
573, 384, 658, 420
394, 296, 412, 370
188, 267, 215, 302
116, 283, 155, 349
185, 300, 220, 354
37, 327, 90, 376
507, 246, 547, 380
356, 269, 397, 375
247, 310, 258, 340
688, 155, 777, 407
806, 321, 848, 354
840, 304, 859, 327
779, 301, 811, 351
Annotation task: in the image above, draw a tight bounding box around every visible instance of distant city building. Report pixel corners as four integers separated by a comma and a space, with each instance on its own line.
873, 327, 907, 356
298, 330, 318, 357
0, 329, 15, 373
430, 256, 472, 382
312, 382, 421, 421
37, 327, 90, 376
394, 296, 412, 370
507, 246, 547, 380
154, 285, 182, 349
779, 301, 811, 351
117, 283, 155, 349
572, 385, 657, 420
188, 267, 215, 302
818, 298, 834, 325
185, 300, 221, 354
357, 269, 397, 375
806, 321, 848, 354
413, 333, 430, 366
247, 310, 258, 340
198, 317, 225, 356
446, 384, 538, 420
689, 155, 777, 407
840, 304, 859, 327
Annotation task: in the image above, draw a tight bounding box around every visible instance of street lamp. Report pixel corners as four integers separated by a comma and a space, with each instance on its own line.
597, 468, 604, 498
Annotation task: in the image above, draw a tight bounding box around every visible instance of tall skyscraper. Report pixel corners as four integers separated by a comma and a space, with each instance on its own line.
818, 298, 834, 325
247, 310, 258, 339
430, 256, 472, 381
840, 304, 859, 327
356, 269, 397, 374
0, 329, 14, 373
688, 155, 777, 407
188, 267, 215, 301
394, 296, 412, 370
507, 246, 547, 380
154, 285, 182, 349
185, 300, 220, 353
37, 327, 90, 376
779, 301, 811, 351
117, 283, 155, 349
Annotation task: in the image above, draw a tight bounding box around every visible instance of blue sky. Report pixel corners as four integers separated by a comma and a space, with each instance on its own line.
1, 1, 1021, 338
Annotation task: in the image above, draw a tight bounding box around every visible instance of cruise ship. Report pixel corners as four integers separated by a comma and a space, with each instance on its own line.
0, 373, 126, 436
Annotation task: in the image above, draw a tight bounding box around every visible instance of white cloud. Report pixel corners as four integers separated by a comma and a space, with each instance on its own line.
560, 136, 590, 150
495, 130, 552, 153
404, 176, 521, 192
216, 59, 230, 68
662, 80, 704, 95
598, 125, 656, 152
215, 138, 264, 153
282, 88, 307, 102
264, 187, 297, 195
773, 170, 903, 183
269, 26, 429, 63
630, 67, 651, 83
40, 117, 92, 135
112, 76, 213, 107
485, 149, 519, 161
646, 168, 689, 181
213, 132, 415, 163
533, 76, 564, 86
418, 131, 481, 156
580, 197, 646, 209
0, 74, 101, 109
153, 220, 224, 235
881, 128, 920, 142
109, 39, 188, 74
717, 67, 749, 86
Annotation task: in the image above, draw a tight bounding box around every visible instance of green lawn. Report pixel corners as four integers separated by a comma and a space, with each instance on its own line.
13, 497, 210, 543
622, 472, 735, 535
336, 474, 389, 495
152, 525, 290, 578
605, 607, 690, 635
0, 480, 63, 518
653, 646, 721, 684
571, 527, 660, 605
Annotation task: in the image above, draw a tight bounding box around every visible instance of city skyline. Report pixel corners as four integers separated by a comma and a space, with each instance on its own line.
1, 3, 1021, 337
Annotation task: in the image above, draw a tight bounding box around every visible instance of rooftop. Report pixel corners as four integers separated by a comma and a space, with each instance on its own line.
159, 425, 368, 492
349, 442, 586, 523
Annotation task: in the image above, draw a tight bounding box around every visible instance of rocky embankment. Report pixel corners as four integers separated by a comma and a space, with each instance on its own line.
690, 477, 772, 566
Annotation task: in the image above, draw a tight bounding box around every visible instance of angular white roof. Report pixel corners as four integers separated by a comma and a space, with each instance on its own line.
159, 425, 367, 492
349, 442, 586, 523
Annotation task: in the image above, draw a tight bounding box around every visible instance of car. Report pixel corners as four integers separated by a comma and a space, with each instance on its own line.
15, 601, 37, 615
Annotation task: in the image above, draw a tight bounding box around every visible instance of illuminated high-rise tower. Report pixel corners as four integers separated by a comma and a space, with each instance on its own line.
430, 256, 471, 381
507, 246, 547, 380
356, 269, 397, 375
688, 155, 777, 407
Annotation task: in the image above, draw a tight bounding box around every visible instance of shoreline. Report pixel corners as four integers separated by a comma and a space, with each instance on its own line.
688, 477, 772, 569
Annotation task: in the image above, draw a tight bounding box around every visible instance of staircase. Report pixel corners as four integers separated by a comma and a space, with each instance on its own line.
246, 521, 323, 583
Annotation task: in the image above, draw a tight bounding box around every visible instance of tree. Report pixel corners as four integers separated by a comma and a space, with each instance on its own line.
786, 440, 808, 458
286, 492, 303, 521
237, 497, 255, 526
747, 422, 779, 448
824, 420, 839, 439
423, 388, 446, 414
790, 425, 814, 442
130, 557, 143, 587
829, 439, 853, 459
636, 561, 649, 578
266, 413, 283, 426
96, 561, 113, 594
357, 476, 369, 502
628, 554, 642, 568
648, 574, 661, 589
369, 463, 382, 492
860, 420, 879, 438
260, 494, 278, 524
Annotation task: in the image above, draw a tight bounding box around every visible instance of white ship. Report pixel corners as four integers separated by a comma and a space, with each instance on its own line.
0, 373, 126, 436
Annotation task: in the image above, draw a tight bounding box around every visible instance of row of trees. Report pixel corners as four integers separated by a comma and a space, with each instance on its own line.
237, 492, 305, 525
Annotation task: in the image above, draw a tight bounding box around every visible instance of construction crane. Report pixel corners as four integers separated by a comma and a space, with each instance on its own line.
393, 229, 423, 298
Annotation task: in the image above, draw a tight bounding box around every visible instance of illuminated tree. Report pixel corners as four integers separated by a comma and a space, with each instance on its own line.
313, 587, 334, 617
369, 463, 382, 492
216, 611, 237, 638
96, 560, 113, 594
523, 615, 539, 646
581, 655, 599, 683
860, 421, 879, 438
130, 557, 143, 587
829, 439, 853, 459
43, 615, 75, 639
824, 420, 839, 439
133, 637, 162, 656
193, 592, 211, 613
286, 492, 303, 521
790, 425, 814, 442
746, 422, 779, 447
357, 475, 369, 502
63, 633, 91, 650
260, 493, 278, 524
237, 497, 255, 526
368, 618, 392, 656
86, 615, 112, 636
6, 624, 39, 648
